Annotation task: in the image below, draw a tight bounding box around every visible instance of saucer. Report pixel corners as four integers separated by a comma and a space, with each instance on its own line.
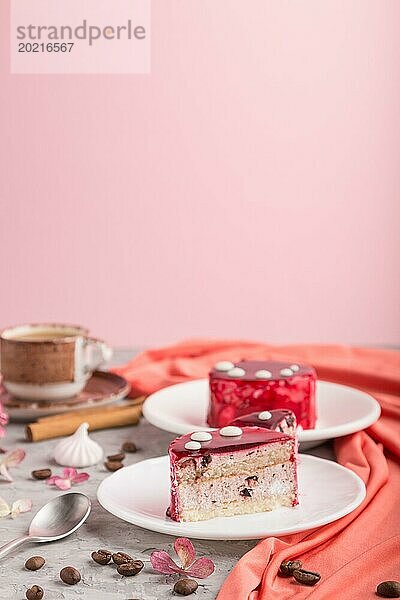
142, 379, 381, 450
1, 371, 130, 421
97, 455, 366, 540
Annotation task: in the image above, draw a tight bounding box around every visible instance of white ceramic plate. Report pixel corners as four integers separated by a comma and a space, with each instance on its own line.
143, 379, 380, 450
97, 455, 365, 540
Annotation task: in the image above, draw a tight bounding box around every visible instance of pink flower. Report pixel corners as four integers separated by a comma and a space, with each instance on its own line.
0, 448, 26, 482
150, 538, 214, 579
47, 467, 89, 490
0, 401, 9, 438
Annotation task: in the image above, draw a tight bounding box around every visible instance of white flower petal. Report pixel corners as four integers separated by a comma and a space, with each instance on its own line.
11, 498, 32, 519
0, 464, 13, 482
0, 497, 10, 518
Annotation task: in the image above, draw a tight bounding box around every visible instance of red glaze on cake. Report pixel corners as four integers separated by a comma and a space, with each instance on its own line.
168, 426, 298, 522
207, 360, 316, 429
232, 409, 297, 437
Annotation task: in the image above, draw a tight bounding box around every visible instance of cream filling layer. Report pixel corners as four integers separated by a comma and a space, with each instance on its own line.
177, 460, 296, 517
176, 441, 294, 483
179, 495, 295, 522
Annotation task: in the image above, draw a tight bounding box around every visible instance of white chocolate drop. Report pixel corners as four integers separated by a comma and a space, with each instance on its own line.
290, 364, 300, 372
227, 367, 245, 378
280, 368, 294, 377
184, 441, 202, 451
255, 369, 272, 379
258, 411, 272, 420
219, 426, 243, 437
214, 360, 235, 372
190, 431, 212, 442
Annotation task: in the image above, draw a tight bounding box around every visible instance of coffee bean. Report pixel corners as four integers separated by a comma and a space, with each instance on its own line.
26, 585, 44, 600
174, 579, 199, 596
293, 568, 321, 586
25, 556, 45, 571
377, 581, 400, 598
107, 452, 126, 462
117, 560, 144, 576
31, 469, 52, 480
105, 460, 124, 471
112, 551, 133, 565
122, 442, 137, 453
91, 549, 112, 565
279, 559, 302, 576
60, 566, 81, 585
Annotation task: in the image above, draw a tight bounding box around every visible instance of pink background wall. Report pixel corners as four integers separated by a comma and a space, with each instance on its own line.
1, 1, 399, 348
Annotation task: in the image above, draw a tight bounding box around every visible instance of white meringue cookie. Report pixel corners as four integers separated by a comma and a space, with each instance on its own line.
54, 422, 103, 467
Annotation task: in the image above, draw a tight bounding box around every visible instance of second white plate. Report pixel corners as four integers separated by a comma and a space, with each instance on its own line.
143, 379, 380, 449
97, 455, 366, 540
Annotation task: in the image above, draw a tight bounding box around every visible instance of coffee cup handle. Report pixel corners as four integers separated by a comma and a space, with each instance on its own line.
83, 338, 113, 373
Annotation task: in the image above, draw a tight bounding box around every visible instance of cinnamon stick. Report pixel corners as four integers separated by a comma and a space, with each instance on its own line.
36, 397, 145, 423
25, 404, 142, 442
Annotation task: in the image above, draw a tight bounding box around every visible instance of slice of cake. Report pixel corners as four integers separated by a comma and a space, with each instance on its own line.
207, 360, 316, 429
168, 425, 298, 522
232, 409, 297, 436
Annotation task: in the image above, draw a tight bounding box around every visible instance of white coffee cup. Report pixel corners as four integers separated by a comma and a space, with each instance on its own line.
0, 323, 113, 402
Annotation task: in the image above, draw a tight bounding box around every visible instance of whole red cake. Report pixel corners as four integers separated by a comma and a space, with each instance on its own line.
207, 360, 316, 429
